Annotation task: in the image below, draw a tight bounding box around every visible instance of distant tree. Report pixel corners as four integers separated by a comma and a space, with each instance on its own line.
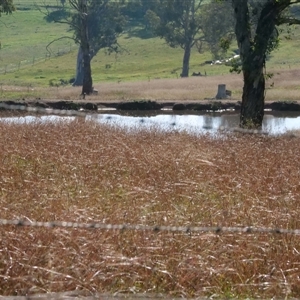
147, 0, 205, 77
200, 0, 234, 60
0, 0, 15, 51
122, 0, 159, 27
71, 0, 125, 87
60, 0, 66, 7
43, 0, 125, 95
0, 0, 15, 15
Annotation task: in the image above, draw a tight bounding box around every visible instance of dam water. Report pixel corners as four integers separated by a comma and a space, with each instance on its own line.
1, 111, 300, 135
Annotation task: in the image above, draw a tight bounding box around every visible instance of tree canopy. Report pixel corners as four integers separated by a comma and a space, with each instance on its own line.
146, 0, 205, 77
0, 0, 15, 15
70, 0, 125, 58
199, 0, 234, 60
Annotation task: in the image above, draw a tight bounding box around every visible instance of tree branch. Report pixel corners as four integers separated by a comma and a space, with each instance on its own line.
35, 0, 81, 32
46, 36, 77, 55
278, 17, 300, 25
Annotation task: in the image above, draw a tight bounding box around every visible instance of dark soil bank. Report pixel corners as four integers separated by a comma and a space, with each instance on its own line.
1, 99, 300, 112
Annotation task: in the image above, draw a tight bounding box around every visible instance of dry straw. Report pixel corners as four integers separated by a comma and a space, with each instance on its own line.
1, 106, 300, 298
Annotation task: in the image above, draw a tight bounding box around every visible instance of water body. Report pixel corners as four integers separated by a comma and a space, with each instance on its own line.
1, 111, 300, 135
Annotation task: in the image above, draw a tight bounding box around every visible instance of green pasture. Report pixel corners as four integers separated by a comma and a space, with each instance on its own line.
0, 1, 299, 88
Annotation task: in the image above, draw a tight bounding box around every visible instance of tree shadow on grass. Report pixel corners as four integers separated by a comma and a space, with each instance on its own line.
122, 19, 154, 39
44, 9, 71, 23
124, 27, 154, 39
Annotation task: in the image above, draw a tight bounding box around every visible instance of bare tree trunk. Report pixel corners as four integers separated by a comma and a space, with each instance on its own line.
82, 48, 93, 95
73, 47, 97, 86
181, 43, 191, 77
240, 66, 265, 128
72, 47, 84, 86
79, 0, 93, 95
232, 0, 277, 128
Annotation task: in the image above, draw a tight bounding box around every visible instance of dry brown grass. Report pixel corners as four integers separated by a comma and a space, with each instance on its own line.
1, 117, 300, 298
20, 75, 244, 102
3, 67, 300, 102
91, 68, 300, 102
91, 75, 244, 101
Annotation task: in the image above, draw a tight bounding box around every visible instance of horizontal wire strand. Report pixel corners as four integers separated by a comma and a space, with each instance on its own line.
0, 219, 300, 235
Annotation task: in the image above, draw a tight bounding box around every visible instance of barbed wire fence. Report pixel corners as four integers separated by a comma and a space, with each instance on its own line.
1, 218, 300, 236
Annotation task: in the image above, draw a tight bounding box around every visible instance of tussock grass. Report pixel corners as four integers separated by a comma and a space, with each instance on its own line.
0, 119, 300, 298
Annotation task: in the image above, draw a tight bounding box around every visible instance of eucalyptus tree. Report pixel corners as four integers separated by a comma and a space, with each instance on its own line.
122, 0, 159, 22
0, 0, 15, 51
44, 0, 125, 95
0, 0, 14, 15
200, 0, 234, 60
70, 0, 125, 88
147, 0, 205, 77
228, 0, 300, 128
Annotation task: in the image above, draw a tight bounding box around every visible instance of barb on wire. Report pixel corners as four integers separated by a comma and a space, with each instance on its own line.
0, 219, 300, 235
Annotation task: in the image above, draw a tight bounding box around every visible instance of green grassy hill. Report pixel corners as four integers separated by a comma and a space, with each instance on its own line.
0, 1, 300, 90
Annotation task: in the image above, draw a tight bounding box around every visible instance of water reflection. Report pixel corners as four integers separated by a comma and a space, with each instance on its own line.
87, 113, 300, 135
1, 112, 300, 135
0, 115, 75, 124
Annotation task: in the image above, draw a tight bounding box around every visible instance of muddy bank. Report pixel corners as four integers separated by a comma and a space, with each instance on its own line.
1, 99, 300, 112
